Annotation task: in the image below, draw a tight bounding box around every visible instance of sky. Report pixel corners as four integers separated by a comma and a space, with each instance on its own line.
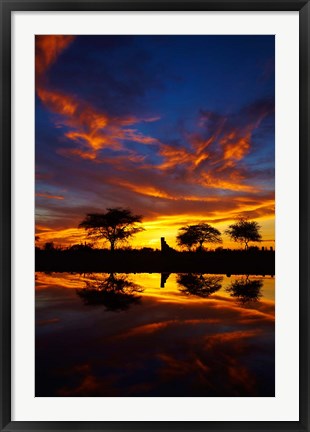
35, 35, 275, 250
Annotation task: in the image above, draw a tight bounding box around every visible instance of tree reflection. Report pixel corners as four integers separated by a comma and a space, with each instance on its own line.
76, 273, 144, 312
226, 276, 263, 305
177, 274, 223, 298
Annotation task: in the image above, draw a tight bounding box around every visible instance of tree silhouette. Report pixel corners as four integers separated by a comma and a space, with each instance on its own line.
226, 276, 263, 305
76, 273, 144, 312
43, 241, 55, 251
79, 207, 144, 251
176, 227, 197, 251
176, 223, 222, 251
225, 217, 262, 250
177, 274, 223, 298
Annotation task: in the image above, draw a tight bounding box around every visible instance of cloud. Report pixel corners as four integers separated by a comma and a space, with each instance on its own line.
36, 35, 162, 162
37, 82, 160, 159
137, 98, 275, 197
36, 35, 163, 163
36, 35, 75, 77
36, 36, 273, 198
35, 144, 275, 241
37, 88, 78, 117
36, 192, 64, 200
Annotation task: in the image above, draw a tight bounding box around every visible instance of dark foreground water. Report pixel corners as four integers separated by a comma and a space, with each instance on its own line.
35, 272, 275, 397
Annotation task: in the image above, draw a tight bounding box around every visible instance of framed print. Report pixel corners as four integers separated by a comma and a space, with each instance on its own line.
1, 0, 309, 431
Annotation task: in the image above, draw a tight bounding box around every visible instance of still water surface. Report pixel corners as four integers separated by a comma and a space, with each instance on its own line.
36, 272, 275, 397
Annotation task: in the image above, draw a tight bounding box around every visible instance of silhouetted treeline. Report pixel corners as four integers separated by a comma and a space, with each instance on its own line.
36, 246, 275, 275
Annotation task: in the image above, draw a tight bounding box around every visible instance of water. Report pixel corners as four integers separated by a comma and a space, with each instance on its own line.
35, 272, 275, 397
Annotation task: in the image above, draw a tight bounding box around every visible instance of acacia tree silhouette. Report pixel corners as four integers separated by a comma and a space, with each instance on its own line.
79, 207, 144, 251
176, 223, 222, 251
225, 217, 262, 250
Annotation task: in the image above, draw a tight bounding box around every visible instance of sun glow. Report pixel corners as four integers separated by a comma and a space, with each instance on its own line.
36, 213, 274, 251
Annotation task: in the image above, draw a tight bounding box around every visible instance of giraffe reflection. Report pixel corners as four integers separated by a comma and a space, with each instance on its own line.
177, 274, 223, 298
76, 273, 144, 312
226, 275, 263, 305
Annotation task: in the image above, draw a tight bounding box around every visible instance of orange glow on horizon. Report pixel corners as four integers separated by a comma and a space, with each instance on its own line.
35, 213, 275, 250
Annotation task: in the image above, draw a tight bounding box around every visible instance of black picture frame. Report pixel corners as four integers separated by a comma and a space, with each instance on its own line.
1, 0, 309, 430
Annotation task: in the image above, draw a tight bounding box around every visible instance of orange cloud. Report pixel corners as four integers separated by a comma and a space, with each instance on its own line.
35, 227, 86, 247
57, 147, 97, 160
199, 172, 259, 193
155, 130, 255, 193
122, 129, 160, 145
37, 88, 78, 117
153, 104, 273, 195
36, 35, 75, 77
222, 131, 251, 162
158, 145, 192, 170
37, 85, 162, 156
112, 177, 254, 203
36, 192, 64, 200
114, 180, 176, 200
64, 130, 111, 152
36, 35, 162, 160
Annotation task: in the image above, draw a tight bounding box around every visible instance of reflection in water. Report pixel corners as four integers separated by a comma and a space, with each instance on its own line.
36, 272, 275, 397
177, 274, 223, 298
76, 273, 143, 312
160, 272, 170, 288
226, 275, 263, 305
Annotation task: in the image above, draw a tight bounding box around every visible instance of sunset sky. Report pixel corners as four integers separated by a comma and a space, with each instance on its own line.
35, 35, 275, 249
